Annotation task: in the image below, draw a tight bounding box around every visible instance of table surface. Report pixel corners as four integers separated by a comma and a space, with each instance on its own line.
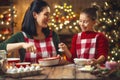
0, 64, 119, 80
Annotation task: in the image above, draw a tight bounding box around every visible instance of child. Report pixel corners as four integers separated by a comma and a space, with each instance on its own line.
59, 6, 109, 66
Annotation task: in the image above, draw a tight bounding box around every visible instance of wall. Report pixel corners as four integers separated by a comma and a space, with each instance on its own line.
13, 0, 33, 32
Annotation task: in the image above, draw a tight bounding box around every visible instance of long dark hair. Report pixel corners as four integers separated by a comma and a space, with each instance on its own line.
21, 0, 50, 37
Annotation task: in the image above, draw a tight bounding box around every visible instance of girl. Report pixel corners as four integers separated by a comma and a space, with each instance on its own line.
59, 6, 109, 66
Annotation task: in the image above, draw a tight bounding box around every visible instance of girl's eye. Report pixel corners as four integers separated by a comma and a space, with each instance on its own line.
79, 20, 90, 24
79, 20, 82, 22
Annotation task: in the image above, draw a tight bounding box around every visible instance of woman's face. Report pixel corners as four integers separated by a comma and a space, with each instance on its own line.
79, 13, 96, 32
33, 6, 50, 28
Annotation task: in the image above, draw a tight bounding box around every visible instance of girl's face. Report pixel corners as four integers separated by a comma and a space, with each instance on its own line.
79, 13, 96, 32
33, 6, 50, 28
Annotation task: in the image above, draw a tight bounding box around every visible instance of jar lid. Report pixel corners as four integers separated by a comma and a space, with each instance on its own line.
0, 50, 6, 54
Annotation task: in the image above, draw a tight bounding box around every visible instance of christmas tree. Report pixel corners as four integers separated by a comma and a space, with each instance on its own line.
49, 2, 80, 34
0, 4, 17, 42
95, 0, 120, 62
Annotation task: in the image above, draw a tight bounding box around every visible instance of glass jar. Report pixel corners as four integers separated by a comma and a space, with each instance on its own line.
0, 50, 7, 60
0, 50, 7, 74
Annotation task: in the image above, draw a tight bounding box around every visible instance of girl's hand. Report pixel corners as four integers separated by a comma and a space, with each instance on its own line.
87, 58, 98, 66
57, 54, 70, 65
58, 43, 68, 52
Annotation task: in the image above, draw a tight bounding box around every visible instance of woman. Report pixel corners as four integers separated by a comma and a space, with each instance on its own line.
0, 0, 61, 63
59, 6, 109, 66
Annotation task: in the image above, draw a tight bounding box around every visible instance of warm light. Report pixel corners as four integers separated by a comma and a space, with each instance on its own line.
112, 57, 114, 60
115, 53, 118, 56
73, 22, 76, 25
52, 19, 55, 22
0, 15, 3, 18
49, 2, 79, 32
6, 22, 10, 25
8, 9, 11, 11
102, 26, 106, 29
2, 36, 5, 40
108, 36, 111, 39
103, 18, 105, 20
76, 20, 79, 23
66, 16, 69, 18
53, 13, 56, 16
116, 17, 119, 20
108, 56, 110, 59
55, 5, 58, 8
13, 5, 15, 9
69, 5, 72, 8
69, 26, 72, 29
55, 27, 59, 30
58, 20, 61, 23
71, 12, 74, 14
1, 21, 4, 24
0, 34, 2, 37
64, 9, 67, 11
75, 26, 78, 30
105, 2, 108, 6
60, 24, 63, 27
111, 40, 114, 42
60, 26, 62, 29
113, 19, 116, 22
8, 14, 11, 17
55, 9, 58, 12
64, 3, 67, 6
118, 60, 120, 63
105, 34, 108, 37
98, 30, 101, 32
14, 14, 17, 17
109, 12, 112, 14
73, 14, 76, 17
8, 18, 11, 21
13, 11, 16, 14
99, 18, 102, 22
103, 12, 106, 15
60, 7, 63, 9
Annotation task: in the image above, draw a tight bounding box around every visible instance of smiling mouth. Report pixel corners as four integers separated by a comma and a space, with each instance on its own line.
83, 27, 87, 29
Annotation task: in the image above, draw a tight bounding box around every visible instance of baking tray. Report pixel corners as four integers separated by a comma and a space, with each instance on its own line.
5, 68, 43, 78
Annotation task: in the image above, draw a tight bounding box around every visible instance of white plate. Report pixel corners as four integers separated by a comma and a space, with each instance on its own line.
78, 66, 94, 72
38, 57, 60, 66
15, 62, 31, 68
74, 58, 91, 66
7, 58, 20, 61
7, 58, 20, 63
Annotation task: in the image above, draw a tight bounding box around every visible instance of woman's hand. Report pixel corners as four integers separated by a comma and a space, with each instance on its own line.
22, 43, 36, 52
7, 42, 36, 53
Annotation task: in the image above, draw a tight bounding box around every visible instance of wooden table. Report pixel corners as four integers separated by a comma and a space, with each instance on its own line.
1, 64, 118, 80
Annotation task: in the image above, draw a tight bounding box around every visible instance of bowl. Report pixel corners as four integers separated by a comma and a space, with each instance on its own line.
7, 58, 20, 63
38, 56, 60, 66
105, 61, 118, 70
15, 62, 31, 68
74, 58, 90, 66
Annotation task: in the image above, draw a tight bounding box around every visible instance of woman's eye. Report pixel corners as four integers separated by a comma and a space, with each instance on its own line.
44, 13, 50, 17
